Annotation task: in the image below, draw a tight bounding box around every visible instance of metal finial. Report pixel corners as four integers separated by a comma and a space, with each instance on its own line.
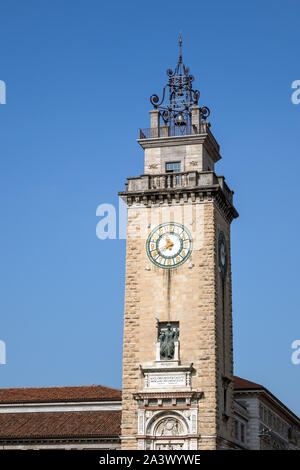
149, 37, 210, 128
179, 34, 182, 61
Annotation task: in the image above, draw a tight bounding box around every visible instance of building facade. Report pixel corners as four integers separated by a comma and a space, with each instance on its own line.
119, 37, 238, 450
0, 378, 298, 450
234, 377, 300, 450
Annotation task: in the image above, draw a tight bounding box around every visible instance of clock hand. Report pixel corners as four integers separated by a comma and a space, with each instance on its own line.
160, 241, 174, 251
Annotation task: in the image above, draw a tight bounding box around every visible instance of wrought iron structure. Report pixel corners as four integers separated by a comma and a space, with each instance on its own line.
150, 35, 210, 128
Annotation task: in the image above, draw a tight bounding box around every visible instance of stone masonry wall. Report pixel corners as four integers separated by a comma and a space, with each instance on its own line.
214, 207, 234, 448
121, 199, 234, 450
144, 144, 214, 175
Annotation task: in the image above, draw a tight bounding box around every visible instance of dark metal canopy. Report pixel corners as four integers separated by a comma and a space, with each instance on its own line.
150, 35, 210, 128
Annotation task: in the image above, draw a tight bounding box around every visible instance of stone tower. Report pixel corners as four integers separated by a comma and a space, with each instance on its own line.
119, 38, 238, 450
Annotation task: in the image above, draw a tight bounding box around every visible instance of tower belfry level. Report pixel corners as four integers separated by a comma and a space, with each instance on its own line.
119, 38, 239, 450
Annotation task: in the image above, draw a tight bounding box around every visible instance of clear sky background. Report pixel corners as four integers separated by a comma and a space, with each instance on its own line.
0, 0, 299, 416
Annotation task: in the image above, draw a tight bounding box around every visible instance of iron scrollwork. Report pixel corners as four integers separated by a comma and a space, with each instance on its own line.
150, 35, 210, 128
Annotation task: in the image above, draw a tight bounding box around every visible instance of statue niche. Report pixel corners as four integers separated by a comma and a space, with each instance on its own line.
157, 322, 179, 361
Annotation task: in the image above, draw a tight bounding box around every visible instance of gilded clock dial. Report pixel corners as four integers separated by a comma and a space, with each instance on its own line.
146, 222, 192, 269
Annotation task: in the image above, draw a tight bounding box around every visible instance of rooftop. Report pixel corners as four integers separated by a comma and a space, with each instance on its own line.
0, 384, 121, 404
0, 410, 121, 439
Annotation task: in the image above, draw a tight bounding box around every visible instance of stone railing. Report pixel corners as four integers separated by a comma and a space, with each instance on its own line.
125, 171, 233, 204
139, 123, 207, 139
217, 176, 234, 203
138, 121, 219, 153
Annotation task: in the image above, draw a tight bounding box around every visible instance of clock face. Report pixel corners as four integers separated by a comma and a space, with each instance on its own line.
220, 243, 226, 266
146, 222, 193, 269
218, 231, 228, 278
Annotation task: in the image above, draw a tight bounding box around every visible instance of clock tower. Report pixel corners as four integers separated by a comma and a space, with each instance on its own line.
119, 37, 238, 450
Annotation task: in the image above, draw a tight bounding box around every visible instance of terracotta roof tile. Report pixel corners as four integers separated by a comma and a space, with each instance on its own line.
0, 385, 121, 404
0, 411, 121, 439
233, 376, 264, 390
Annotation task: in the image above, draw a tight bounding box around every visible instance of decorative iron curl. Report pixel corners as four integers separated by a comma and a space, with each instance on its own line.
150, 94, 159, 107
161, 110, 169, 123
150, 86, 166, 108
200, 106, 210, 120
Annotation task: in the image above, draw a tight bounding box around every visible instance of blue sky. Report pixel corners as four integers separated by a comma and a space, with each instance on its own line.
0, 0, 299, 416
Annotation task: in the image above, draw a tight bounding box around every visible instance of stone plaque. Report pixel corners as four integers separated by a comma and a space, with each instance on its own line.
147, 374, 186, 388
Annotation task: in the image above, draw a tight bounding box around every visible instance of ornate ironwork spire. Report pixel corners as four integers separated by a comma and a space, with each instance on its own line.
150, 36, 210, 128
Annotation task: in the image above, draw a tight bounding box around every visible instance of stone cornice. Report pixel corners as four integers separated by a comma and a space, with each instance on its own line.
0, 400, 122, 414
138, 132, 221, 163
234, 390, 300, 427
133, 391, 203, 400
140, 364, 193, 374
119, 185, 238, 224
0, 436, 120, 445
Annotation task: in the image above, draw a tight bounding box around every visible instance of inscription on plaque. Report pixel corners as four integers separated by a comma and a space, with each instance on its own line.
148, 374, 186, 387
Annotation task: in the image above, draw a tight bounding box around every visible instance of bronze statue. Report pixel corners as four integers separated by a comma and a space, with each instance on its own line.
159, 323, 179, 360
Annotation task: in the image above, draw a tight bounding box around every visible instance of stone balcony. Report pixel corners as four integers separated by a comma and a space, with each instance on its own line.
119, 170, 238, 222
124, 171, 234, 205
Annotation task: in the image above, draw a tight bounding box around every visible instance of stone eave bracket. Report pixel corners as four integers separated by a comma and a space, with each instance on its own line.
133, 391, 204, 401
119, 186, 239, 223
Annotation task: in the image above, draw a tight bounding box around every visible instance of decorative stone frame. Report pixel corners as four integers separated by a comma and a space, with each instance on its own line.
137, 408, 198, 450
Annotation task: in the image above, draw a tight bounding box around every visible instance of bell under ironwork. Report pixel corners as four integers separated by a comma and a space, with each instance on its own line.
174, 112, 186, 126
149, 35, 210, 130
